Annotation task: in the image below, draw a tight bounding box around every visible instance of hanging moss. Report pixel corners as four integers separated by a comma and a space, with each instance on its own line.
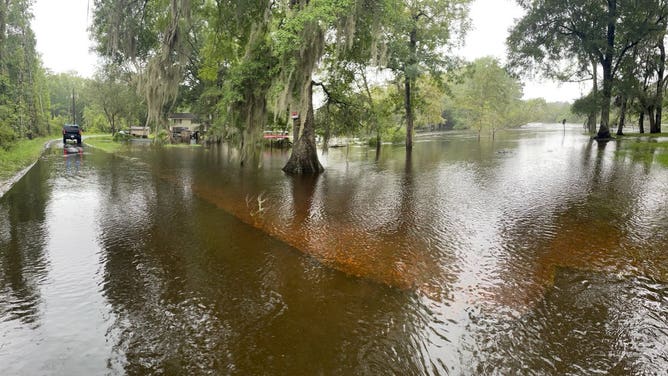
274, 0, 370, 174
93, 0, 192, 138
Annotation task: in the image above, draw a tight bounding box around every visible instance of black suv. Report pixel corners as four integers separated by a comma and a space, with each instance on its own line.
63, 124, 82, 145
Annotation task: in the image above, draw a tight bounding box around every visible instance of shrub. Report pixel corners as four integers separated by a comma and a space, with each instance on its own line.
388, 127, 406, 144
112, 131, 132, 142
156, 129, 171, 144
0, 124, 17, 150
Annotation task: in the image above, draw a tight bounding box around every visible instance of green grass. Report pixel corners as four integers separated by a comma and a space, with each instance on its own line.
618, 131, 668, 138
616, 134, 668, 167
0, 137, 53, 180
164, 143, 202, 148
657, 153, 668, 166
85, 133, 201, 152
84, 135, 126, 153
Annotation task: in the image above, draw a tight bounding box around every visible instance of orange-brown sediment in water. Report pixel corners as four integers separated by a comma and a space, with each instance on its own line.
490, 211, 668, 310
186, 180, 437, 291
164, 173, 668, 310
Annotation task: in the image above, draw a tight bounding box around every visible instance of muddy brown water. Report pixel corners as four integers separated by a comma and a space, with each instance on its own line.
1, 124, 667, 374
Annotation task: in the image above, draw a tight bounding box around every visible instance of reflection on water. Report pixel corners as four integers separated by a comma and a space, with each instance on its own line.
63, 145, 84, 174
0, 162, 50, 329
1, 125, 667, 374
472, 267, 668, 374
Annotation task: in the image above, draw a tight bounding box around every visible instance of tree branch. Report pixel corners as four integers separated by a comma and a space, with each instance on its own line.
312, 80, 349, 108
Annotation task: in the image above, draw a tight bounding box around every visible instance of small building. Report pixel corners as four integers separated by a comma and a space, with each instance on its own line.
168, 113, 201, 133
129, 126, 150, 138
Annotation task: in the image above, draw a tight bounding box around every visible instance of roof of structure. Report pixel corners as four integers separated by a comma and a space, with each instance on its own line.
168, 113, 196, 120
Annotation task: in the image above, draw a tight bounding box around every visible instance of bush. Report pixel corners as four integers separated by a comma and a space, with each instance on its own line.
112, 131, 132, 142
156, 129, 171, 144
388, 127, 406, 144
0, 124, 17, 150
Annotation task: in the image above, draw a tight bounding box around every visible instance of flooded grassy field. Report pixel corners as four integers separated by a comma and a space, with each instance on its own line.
1, 124, 667, 374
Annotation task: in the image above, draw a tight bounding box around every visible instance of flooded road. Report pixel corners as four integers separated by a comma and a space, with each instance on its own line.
1, 124, 667, 374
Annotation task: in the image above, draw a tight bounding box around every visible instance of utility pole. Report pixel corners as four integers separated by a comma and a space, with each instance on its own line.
71, 88, 76, 124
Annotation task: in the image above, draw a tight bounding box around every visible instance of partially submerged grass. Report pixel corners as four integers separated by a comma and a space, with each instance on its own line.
164, 143, 202, 148
84, 135, 126, 153
616, 133, 668, 167
85, 134, 201, 152
0, 137, 52, 181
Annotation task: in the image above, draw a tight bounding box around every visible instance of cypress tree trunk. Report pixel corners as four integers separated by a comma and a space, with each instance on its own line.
404, 75, 413, 151
404, 26, 417, 151
638, 111, 645, 133
652, 43, 665, 134
597, 66, 612, 139
616, 96, 627, 135
283, 81, 323, 174
588, 61, 598, 133
596, 0, 615, 140
652, 102, 662, 133
361, 69, 381, 158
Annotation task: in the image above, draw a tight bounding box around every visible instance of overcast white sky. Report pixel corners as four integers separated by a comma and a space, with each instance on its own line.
457, 0, 588, 102
32, 0, 588, 102
33, 0, 97, 77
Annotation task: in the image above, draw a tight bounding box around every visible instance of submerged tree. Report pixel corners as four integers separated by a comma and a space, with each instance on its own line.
199, 0, 389, 171
275, 0, 392, 174
302, 0, 396, 155
381, 0, 470, 151
508, 0, 667, 139
454, 57, 523, 139
275, 0, 348, 174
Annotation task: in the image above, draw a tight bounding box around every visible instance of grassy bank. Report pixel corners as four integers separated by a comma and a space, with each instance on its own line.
85, 134, 202, 152
164, 143, 202, 148
84, 135, 126, 153
616, 133, 668, 167
0, 137, 52, 181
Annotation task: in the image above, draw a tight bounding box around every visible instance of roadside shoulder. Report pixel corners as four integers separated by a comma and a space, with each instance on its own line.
0, 139, 55, 199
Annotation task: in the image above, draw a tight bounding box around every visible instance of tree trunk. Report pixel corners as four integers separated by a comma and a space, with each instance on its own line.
587, 112, 597, 133
652, 42, 665, 134
639, 111, 645, 133
597, 66, 613, 139
404, 74, 413, 151
292, 110, 300, 143
653, 103, 663, 134
648, 106, 656, 132
596, 0, 615, 140
616, 96, 627, 135
404, 26, 417, 151
588, 60, 598, 133
321, 107, 330, 154
283, 81, 323, 174
361, 68, 381, 158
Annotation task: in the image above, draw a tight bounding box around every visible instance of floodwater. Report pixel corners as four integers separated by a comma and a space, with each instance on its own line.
1, 124, 667, 374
